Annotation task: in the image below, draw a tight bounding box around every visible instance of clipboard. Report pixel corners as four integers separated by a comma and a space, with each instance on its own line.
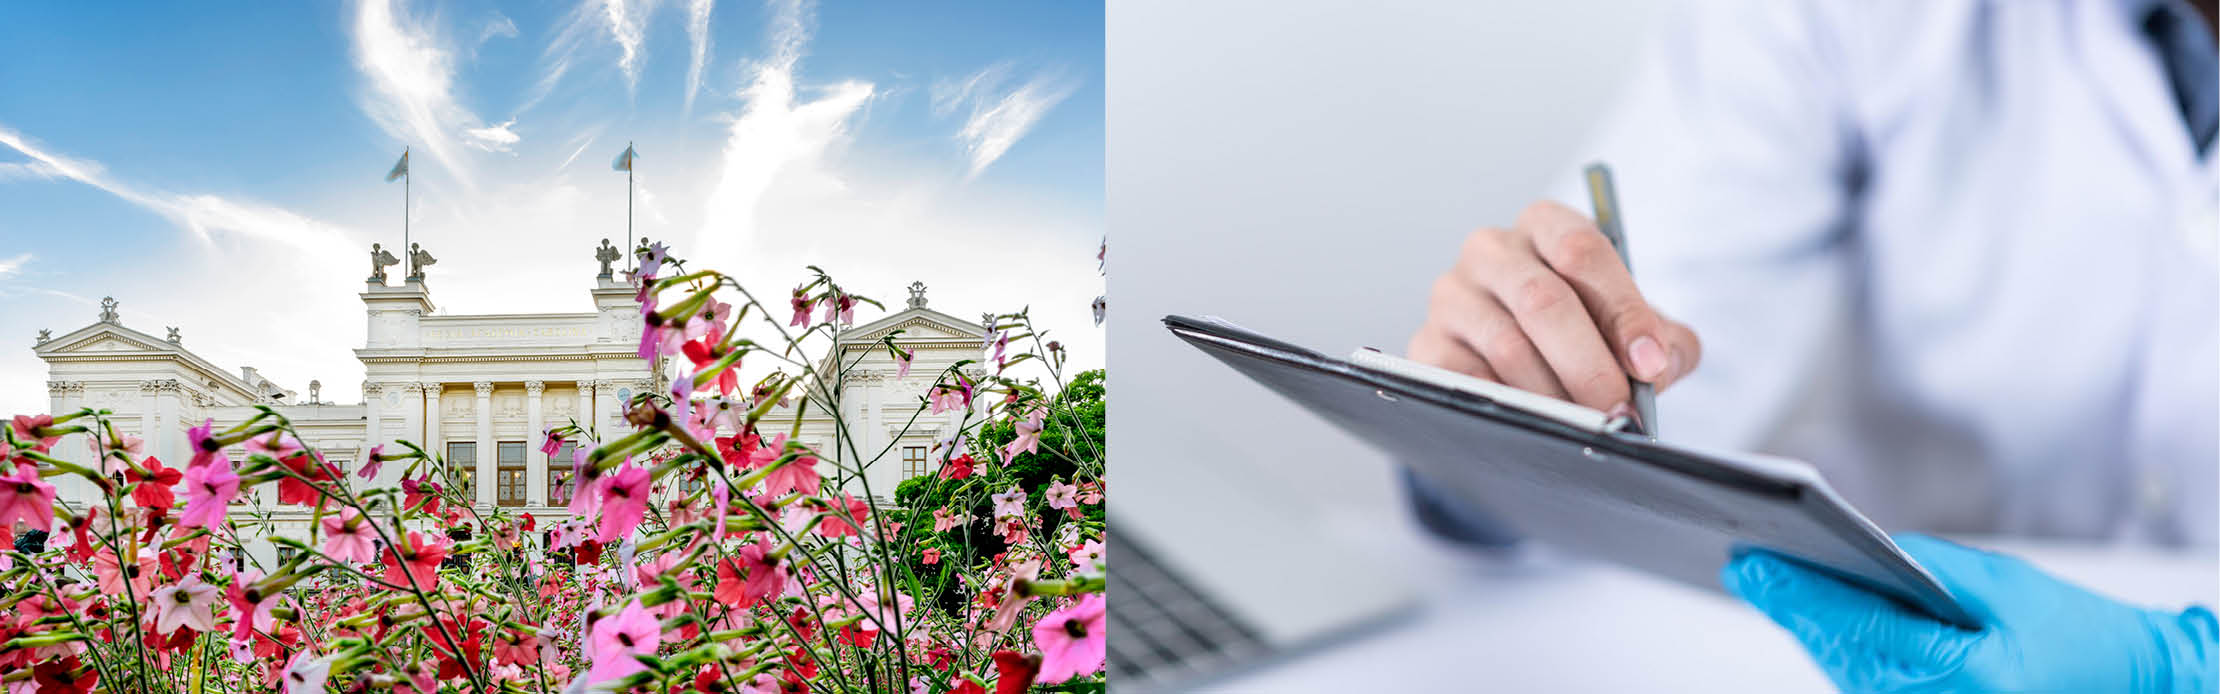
1165, 314, 1981, 629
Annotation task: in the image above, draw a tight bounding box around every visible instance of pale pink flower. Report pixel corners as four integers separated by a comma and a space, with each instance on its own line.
280, 650, 331, 694
149, 575, 221, 634
991, 486, 1027, 520
594, 462, 653, 543
1069, 539, 1105, 569
1044, 481, 1079, 510
932, 507, 968, 533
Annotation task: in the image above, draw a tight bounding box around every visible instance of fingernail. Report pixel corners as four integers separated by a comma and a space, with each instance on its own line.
1629, 336, 1668, 381
1606, 402, 1633, 420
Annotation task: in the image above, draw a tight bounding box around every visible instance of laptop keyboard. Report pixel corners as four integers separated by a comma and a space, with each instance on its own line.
1107, 526, 1271, 690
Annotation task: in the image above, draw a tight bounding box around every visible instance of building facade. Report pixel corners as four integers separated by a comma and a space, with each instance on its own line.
31, 242, 989, 559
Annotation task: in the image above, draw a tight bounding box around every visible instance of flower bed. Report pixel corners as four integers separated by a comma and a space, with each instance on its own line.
0, 248, 1106, 693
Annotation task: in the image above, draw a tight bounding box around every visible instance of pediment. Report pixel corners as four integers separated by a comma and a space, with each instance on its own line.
844, 308, 986, 345
37, 325, 176, 355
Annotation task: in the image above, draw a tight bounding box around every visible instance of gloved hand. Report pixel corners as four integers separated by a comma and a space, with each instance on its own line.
1721, 533, 2217, 693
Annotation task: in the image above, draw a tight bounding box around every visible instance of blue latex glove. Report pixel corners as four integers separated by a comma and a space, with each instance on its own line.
1721, 534, 2218, 693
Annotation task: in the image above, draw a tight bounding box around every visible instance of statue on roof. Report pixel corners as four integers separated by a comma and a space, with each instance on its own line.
596, 238, 621, 278
369, 243, 399, 283
99, 296, 119, 324
36, 329, 50, 345
907, 281, 928, 309
166, 327, 180, 344
407, 243, 437, 281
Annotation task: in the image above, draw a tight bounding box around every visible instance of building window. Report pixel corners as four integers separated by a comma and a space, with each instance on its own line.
903, 446, 928, 479
447, 442, 476, 499
498, 442, 527, 506
549, 441, 578, 506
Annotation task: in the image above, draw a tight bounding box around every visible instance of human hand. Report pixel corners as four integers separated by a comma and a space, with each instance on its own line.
1408, 200, 1700, 418
1722, 534, 2218, 693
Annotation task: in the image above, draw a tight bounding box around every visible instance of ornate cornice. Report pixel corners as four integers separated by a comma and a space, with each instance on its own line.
473, 381, 495, 396
138, 378, 184, 394
422, 383, 443, 398
524, 380, 546, 396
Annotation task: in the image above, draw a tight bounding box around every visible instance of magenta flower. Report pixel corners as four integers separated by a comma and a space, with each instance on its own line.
0, 462, 57, 533
539, 431, 564, 457
594, 462, 652, 543
1032, 593, 1107, 683
789, 289, 814, 327
567, 447, 603, 516
178, 454, 241, 528
321, 507, 377, 564
186, 418, 222, 469
588, 599, 662, 684
356, 444, 384, 480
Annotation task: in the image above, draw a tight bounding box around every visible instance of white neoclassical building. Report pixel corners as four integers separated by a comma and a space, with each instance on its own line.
30, 241, 992, 555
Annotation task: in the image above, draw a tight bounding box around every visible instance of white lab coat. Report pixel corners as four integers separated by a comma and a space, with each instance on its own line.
1549, 0, 2218, 545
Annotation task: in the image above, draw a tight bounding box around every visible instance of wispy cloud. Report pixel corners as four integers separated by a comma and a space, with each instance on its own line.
934, 63, 1076, 177
0, 253, 31, 279
683, 0, 715, 116
0, 126, 355, 257
465, 120, 521, 153
602, 0, 658, 92
478, 13, 519, 45
694, 0, 873, 263
349, 0, 502, 188
0, 161, 66, 183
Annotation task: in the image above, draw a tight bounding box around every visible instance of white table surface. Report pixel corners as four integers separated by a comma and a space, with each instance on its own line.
1204, 536, 2220, 693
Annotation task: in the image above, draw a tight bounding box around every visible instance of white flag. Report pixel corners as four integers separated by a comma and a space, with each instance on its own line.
612, 144, 637, 172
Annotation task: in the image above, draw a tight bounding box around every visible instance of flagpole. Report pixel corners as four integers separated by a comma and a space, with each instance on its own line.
627, 141, 635, 272
404, 147, 410, 269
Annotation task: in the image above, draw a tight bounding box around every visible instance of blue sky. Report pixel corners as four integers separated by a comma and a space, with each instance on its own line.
0, 0, 1103, 416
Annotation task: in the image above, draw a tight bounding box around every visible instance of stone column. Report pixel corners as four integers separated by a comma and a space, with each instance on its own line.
863, 372, 885, 466
150, 380, 180, 465
422, 383, 443, 454
474, 381, 495, 507
526, 380, 546, 505
363, 382, 384, 473
398, 383, 423, 454
592, 380, 615, 440
574, 381, 594, 437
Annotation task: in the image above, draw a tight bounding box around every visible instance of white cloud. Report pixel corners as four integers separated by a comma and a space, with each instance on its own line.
465, 120, 522, 153
478, 13, 519, 45
683, 0, 715, 116
350, 0, 498, 188
935, 63, 1077, 177
0, 161, 65, 183
602, 0, 658, 92
0, 253, 31, 279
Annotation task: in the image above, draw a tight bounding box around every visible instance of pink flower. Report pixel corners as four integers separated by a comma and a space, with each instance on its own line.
280, 650, 331, 694
595, 462, 653, 543
567, 447, 603, 516
9, 414, 59, 452
816, 494, 870, 538
185, 418, 222, 469
1068, 539, 1104, 569
922, 548, 941, 565
932, 507, 968, 532
0, 462, 58, 533
758, 449, 821, 499
894, 349, 914, 378
713, 539, 787, 608
177, 455, 241, 529
1001, 408, 1045, 464
356, 444, 384, 480
242, 431, 304, 460
539, 431, 564, 457
789, 289, 815, 327
1044, 481, 1078, 511
321, 508, 377, 564
148, 575, 220, 634
588, 599, 662, 684
991, 486, 1027, 520
1032, 594, 1107, 683
93, 549, 155, 599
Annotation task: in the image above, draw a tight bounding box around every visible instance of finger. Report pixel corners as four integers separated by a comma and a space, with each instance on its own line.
1464, 237, 1629, 411
1407, 323, 1500, 383
1519, 201, 1680, 387
1426, 273, 1567, 399
1720, 551, 1977, 679
1653, 318, 1702, 391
